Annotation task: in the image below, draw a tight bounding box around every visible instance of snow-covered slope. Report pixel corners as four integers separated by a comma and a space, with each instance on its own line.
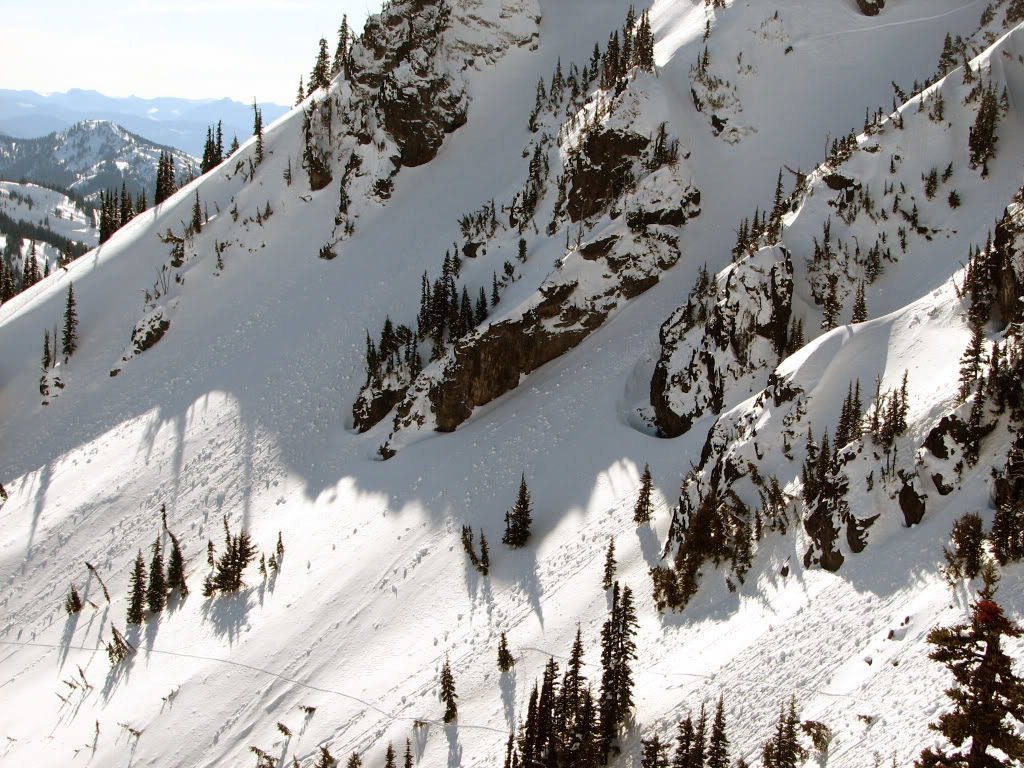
1, 1, 1023, 768
0, 120, 199, 201
0, 180, 98, 248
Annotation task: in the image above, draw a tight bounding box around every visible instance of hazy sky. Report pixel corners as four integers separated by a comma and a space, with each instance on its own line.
7, 0, 375, 105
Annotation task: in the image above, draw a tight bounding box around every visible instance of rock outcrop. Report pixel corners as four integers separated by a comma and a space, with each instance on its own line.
651, 246, 793, 437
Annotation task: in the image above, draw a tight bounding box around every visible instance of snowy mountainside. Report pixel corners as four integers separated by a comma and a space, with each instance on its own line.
648, 19, 1024, 603
1, 1, 1023, 768
0, 120, 199, 201
0, 181, 97, 249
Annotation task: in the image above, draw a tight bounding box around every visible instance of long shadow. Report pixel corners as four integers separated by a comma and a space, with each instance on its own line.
58, 610, 80, 671
25, 459, 53, 558
444, 724, 462, 768
101, 627, 140, 702
200, 590, 254, 645
499, 670, 517, 728
143, 614, 160, 655
413, 723, 430, 763
637, 523, 661, 570
511, 546, 543, 630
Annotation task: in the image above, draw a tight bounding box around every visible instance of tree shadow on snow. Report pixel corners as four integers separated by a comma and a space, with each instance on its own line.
499, 670, 517, 728
101, 625, 141, 702
511, 546, 544, 629
413, 723, 430, 762
445, 724, 462, 768
58, 611, 80, 671
636, 523, 661, 570
201, 590, 254, 645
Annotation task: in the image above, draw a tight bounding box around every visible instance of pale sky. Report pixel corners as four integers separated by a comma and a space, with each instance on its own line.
6, 0, 375, 105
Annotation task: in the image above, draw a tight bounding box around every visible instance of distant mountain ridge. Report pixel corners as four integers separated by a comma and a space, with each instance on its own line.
0, 88, 288, 156
0, 120, 199, 202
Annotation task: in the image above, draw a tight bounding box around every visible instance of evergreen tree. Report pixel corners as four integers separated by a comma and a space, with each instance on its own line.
498, 631, 515, 671
475, 286, 488, 325
673, 714, 694, 768
762, 698, 805, 768
821, 275, 842, 330
440, 655, 458, 723
346, 753, 362, 768
642, 735, 670, 768
634, 464, 654, 524
126, 550, 147, 625
167, 532, 188, 597
706, 696, 729, 768
479, 532, 490, 575
917, 579, 1024, 768
851, 281, 867, 323
202, 127, 216, 173
561, 625, 586, 738
146, 536, 167, 614
296, 76, 306, 106
603, 537, 616, 590
404, 739, 413, 768
191, 191, 202, 233
311, 38, 332, 92
969, 82, 1000, 173
636, 11, 655, 71
253, 101, 264, 166
106, 625, 135, 666
991, 499, 1024, 565
210, 517, 257, 594
333, 15, 350, 75
65, 584, 83, 615
598, 582, 639, 761
41, 328, 51, 371
61, 282, 78, 359
959, 321, 986, 402
230, 135, 240, 155
503, 474, 533, 548
314, 745, 337, 768
384, 742, 396, 768
120, 181, 132, 225
691, 704, 708, 768
943, 512, 987, 583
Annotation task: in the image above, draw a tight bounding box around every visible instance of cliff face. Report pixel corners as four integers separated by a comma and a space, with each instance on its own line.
650, 246, 793, 438
351, 0, 539, 168
351, 67, 703, 451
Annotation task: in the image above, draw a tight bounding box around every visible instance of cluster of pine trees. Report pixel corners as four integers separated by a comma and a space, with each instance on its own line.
298, 14, 352, 104
461, 525, 490, 575
124, 514, 188, 625
200, 517, 282, 597
154, 151, 178, 206
361, 249, 496, 392
200, 122, 225, 174
502, 584, 638, 768
98, 183, 146, 244
528, 3, 655, 136
653, 364, 912, 613
502, 474, 533, 549
38, 283, 79, 398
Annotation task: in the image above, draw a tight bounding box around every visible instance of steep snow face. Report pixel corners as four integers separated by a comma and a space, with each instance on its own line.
2, 2, 1024, 768
652, 18, 1024, 438
0, 120, 199, 200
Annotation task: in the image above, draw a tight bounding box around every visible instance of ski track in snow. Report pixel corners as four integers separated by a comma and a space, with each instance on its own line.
802, 0, 985, 43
